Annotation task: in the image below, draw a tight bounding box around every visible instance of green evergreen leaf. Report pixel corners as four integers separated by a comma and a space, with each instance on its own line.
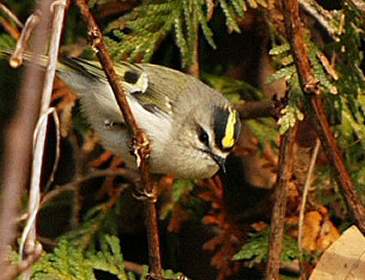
87, 235, 129, 280
233, 230, 299, 267
204, 73, 263, 101
32, 240, 96, 280
231, 0, 245, 17
104, 0, 246, 66
269, 43, 290, 56
278, 104, 304, 135
267, 65, 296, 84
61, 200, 120, 250
218, 0, 241, 33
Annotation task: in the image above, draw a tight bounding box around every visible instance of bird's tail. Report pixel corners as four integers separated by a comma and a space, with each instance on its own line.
0, 49, 53, 69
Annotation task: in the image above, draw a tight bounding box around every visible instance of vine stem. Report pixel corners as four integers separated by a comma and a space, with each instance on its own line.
298, 138, 321, 275
74, 1, 163, 278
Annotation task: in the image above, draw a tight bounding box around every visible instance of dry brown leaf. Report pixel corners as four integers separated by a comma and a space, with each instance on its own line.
301, 210, 340, 253
302, 211, 323, 252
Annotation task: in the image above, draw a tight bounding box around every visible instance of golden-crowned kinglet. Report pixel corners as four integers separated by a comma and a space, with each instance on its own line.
1, 51, 241, 178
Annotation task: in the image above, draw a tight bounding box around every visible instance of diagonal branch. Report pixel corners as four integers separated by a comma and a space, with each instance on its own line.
74, 1, 162, 278
280, 0, 365, 235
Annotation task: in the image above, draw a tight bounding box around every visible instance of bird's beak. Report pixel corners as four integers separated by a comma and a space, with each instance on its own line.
211, 154, 226, 173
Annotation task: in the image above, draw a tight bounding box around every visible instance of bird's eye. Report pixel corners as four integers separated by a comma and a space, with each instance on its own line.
198, 128, 209, 146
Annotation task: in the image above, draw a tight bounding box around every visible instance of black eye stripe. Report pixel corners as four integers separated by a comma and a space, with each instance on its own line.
214, 107, 229, 150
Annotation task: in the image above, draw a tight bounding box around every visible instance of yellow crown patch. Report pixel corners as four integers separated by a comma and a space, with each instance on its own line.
222, 109, 238, 149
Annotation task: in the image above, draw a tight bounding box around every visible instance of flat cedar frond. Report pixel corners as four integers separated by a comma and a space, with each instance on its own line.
204, 73, 263, 101
31, 235, 183, 279
267, 38, 341, 134
232, 230, 299, 268
86, 235, 131, 279
31, 236, 146, 280
61, 198, 121, 250
32, 239, 96, 280
105, 0, 266, 66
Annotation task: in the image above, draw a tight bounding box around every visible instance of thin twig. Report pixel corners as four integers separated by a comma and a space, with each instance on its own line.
40, 169, 139, 208
74, 1, 162, 277
0, 0, 51, 277
0, 2, 23, 28
280, 0, 365, 234
124, 261, 146, 275
298, 138, 320, 275
9, 11, 41, 68
265, 124, 298, 280
20, 109, 61, 260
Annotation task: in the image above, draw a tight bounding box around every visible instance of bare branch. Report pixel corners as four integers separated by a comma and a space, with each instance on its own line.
74, 1, 162, 277
281, 0, 365, 234
0, 2, 23, 28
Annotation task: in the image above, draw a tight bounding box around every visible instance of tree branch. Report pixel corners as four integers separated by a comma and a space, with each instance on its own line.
235, 100, 276, 120
0, 0, 51, 276
280, 0, 365, 234
74, 1, 162, 277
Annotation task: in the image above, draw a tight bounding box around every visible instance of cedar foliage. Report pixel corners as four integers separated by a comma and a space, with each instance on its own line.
1, 0, 365, 279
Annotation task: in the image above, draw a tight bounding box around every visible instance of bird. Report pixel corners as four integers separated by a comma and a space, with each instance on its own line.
0, 50, 241, 179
